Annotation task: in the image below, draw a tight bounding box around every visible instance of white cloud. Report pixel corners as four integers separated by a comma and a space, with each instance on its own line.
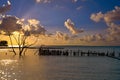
24, 19, 46, 36
72, 0, 78, 3
91, 6, 120, 25
90, 6, 120, 42
81, 0, 86, 2
72, 0, 86, 3
35, 0, 52, 3
76, 6, 83, 10
7, 0, 11, 5
90, 12, 104, 22
64, 19, 84, 35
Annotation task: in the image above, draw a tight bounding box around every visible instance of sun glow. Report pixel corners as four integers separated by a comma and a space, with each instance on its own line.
0, 59, 17, 66
8, 45, 20, 47
13, 31, 20, 35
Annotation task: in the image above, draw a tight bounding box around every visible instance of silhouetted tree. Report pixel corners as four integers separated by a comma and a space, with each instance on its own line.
0, 1, 45, 56
7, 31, 38, 56
0, 40, 8, 46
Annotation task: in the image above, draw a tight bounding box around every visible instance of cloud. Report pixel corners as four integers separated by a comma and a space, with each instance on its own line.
81, 0, 86, 2
35, 0, 52, 3
72, 0, 78, 3
76, 6, 83, 10
64, 19, 84, 35
80, 33, 104, 42
104, 6, 120, 24
55, 31, 69, 40
0, 15, 22, 33
24, 19, 46, 36
72, 0, 86, 3
0, 1, 11, 14
91, 6, 120, 24
90, 12, 104, 22
7, 0, 11, 5
35, 0, 86, 4
55, 5, 65, 9
0, 15, 46, 36
90, 6, 120, 42
28, 19, 39, 25
106, 24, 120, 41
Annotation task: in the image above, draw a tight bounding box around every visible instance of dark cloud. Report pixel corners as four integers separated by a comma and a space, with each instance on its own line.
0, 15, 22, 33
0, 16, 46, 36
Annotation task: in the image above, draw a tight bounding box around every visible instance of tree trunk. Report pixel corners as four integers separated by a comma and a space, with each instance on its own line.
9, 35, 17, 55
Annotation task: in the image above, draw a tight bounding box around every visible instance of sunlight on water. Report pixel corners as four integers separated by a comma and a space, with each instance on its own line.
0, 47, 120, 80
0, 59, 17, 66
0, 59, 18, 80
0, 49, 8, 52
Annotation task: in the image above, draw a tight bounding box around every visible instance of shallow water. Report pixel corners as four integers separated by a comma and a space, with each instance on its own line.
0, 48, 120, 80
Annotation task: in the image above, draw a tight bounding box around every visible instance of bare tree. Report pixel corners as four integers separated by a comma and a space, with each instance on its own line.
0, 16, 41, 56
8, 31, 38, 56
8, 33, 17, 55
0, 1, 46, 56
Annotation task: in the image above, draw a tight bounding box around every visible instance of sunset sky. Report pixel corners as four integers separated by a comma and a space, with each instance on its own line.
0, 0, 120, 46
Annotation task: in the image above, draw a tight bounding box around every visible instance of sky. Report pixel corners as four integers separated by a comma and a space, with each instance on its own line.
0, 0, 120, 46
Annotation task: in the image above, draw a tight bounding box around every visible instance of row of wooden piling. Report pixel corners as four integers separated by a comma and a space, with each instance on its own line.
38, 47, 120, 57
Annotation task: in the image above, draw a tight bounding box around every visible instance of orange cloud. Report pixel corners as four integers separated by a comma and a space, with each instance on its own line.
55, 31, 69, 40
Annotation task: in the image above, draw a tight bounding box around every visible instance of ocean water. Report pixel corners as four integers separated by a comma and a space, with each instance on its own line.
0, 46, 120, 80
49, 46, 120, 53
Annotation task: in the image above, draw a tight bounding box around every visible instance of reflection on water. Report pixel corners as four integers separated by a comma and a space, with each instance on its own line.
0, 48, 120, 80
0, 56, 120, 80
0, 59, 18, 80
0, 59, 17, 66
